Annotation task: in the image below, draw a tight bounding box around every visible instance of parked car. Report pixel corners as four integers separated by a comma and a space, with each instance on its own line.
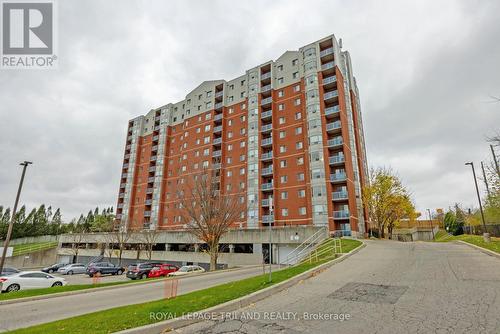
0, 271, 66, 293
42, 263, 69, 274
147, 264, 179, 278
57, 263, 86, 275
0, 267, 20, 276
86, 262, 125, 277
167, 265, 205, 277
126, 262, 164, 280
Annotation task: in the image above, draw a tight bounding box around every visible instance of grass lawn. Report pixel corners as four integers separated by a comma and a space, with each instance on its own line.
12, 242, 58, 257
8, 238, 362, 334
436, 233, 500, 254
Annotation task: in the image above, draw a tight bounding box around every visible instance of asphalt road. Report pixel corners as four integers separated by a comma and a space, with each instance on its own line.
176, 240, 500, 334
0, 265, 271, 332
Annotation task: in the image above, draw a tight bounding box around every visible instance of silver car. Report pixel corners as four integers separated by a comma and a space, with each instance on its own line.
57, 263, 86, 275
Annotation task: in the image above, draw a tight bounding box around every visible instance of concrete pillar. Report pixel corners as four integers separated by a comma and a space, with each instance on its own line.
194, 244, 199, 252
165, 243, 171, 251
229, 244, 235, 253
253, 243, 262, 255
272, 244, 278, 264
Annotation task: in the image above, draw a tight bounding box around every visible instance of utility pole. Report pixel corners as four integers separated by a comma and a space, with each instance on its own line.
465, 162, 489, 242
480, 161, 491, 197
0, 161, 33, 274
491, 145, 500, 178
268, 195, 273, 283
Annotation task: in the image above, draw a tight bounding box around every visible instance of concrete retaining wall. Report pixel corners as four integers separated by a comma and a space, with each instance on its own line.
3, 235, 60, 245
3, 248, 57, 269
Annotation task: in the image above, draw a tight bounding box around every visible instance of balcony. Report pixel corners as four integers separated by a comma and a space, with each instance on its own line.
144, 211, 151, 217
326, 121, 341, 132
322, 75, 337, 85
324, 90, 339, 101
261, 84, 272, 93
261, 182, 273, 191
215, 102, 223, 110
261, 198, 270, 207
261, 110, 272, 120
321, 61, 335, 71
261, 165, 273, 176
261, 72, 271, 80
119, 193, 125, 198
123, 163, 129, 168
153, 135, 159, 141
327, 137, 343, 148
261, 124, 272, 133
333, 210, 350, 219
262, 214, 274, 223
155, 116, 161, 121
261, 97, 272, 106
320, 47, 334, 57
325, 105, 340, 117
332, 191, 348, 200
127, 135, 132, 141
214, 113, 223, 121
214, 125, 222, 133
329, 155, 345, 165
124, 154, 130, 159
120, 183, 126, 189
212, 162, 221, 169
116, 214, 122, 220
126, 144, 131, 150
150, 156, 157, 162
212, 150, 222, 158
146, 188, 153, 194
152, 145, 158, 152
121, 173, 127, 179
213, 137, 222, 145
148, 177, 155, 183
154, 125, 160, 131
261, 151, 273, 161
149, 166, 156, 172
145, 199, 152, 205
261, 137, 272, 147
330, 173, 347, 183
215, 91, 223, 98
117, 203, 124, 209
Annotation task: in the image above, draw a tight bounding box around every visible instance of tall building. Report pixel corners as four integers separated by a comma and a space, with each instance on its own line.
116, 34, 369, 237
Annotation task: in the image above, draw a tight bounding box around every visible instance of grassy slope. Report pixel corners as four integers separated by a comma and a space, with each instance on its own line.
436, 233, 500, 254
12, 242, 58, 256
8, 239, 362, 334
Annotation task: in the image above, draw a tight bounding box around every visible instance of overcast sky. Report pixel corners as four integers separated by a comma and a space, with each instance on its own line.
1, 0, 499, 221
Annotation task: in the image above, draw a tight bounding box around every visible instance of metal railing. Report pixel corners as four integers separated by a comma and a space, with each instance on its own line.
281, 227, 328, 266
12, 241, 59, 257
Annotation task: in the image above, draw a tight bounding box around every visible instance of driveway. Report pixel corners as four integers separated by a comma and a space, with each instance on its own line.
176, 240, 500, 334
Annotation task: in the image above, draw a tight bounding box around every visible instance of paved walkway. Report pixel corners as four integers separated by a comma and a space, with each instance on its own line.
176, 240, 500, 334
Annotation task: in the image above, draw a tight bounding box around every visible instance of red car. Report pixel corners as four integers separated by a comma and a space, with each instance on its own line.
148, 264, 179, 278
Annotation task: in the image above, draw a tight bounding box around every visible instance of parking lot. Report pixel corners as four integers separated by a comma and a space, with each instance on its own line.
50, 271, 131, 285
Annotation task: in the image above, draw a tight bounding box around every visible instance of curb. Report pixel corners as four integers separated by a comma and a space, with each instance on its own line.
0, 265, 260, 306
117, 242, 366, 334
454, 240, 500, 259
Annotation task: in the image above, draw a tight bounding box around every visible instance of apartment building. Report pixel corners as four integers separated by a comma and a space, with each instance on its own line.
116, 34, 369, 237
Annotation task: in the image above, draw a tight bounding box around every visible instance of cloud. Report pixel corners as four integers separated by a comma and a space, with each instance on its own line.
1, 0, 499, 220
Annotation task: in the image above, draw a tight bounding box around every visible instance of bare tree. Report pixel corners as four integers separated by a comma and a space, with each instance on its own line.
180, 168, 244, 271
67, 232, 84, 263
140, 229, 160, 260
103, 230, 132, 266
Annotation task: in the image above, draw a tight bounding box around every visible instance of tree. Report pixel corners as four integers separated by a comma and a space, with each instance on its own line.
105, 231, 131, 266
180, 168, 244, 271
140, 229, 159, 260
362, 167, 415, 239
444, 205, 465, 235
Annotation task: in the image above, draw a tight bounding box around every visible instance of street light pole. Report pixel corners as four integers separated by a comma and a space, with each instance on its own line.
427, 208, 435, 240
490, 145, 500, 178
0, 161, 33, 274
465, 162, 489, 242
268, 195, 273, 283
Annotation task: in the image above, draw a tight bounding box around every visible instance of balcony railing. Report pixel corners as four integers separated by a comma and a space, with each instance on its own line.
144, 211, 151, 217
212, 150, 222, 158
118, 193, 124, 199
320, 47, 334, 57
215, 91, 223, 98
116, 214, 122, 219
261, 124, 272, 133
323, 75, 337, 85
149, 166, 156, 172
120, 183, 126, 189
325, 105, 340, 116
145, 199, 152, 205
261, 151, 273, 160
126, 144, 131, 150
261, 84, 272, 93
329, 155, 345, 165
212, 162, 221, 169
332, 191, 348, 200
213, 137, 222, 145
261, 72, 271, 80
262, 214, 274, 223
154, 125, 160, 131
214, 114, 223, 121
121, 173, 127, 179
321, 61, 335, 71
214, 125, 222, 133
153, 135, 159, 141
330, 173, 347, 182
124, 154, 130, 159
148, 177, 155, 183
261, 165, 273, 175
326, 121, 341, 132
123, 163, 129, 168
261, 137, 272, 147
146, 188, 153, 194
150, 156, 157, 162
215, 102, 223, 109
324, 90, 339, 100
261, 198, 270, 207
333, 210, 350, 219
261, 182, 273, 191
152, 145, 158, 151
261, 110, 272, 119
327, 137, 343, 147
261, 97, 272, 106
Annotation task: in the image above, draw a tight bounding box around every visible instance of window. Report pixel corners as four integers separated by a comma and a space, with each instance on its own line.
295, 126, 302, 135
279, 145, 287, 153
206, 91, 212, 97
279, 130, 286, 138
278, 77, 284, 84
204, 136, 210, 144
196, 127, 201, 133
278, 104, 284, 111
241, 79, 245, 86
227, 170, 233, 177
240, 168, 245, 175
281, 191, 288, 200
205, 113, 211, 120
294, 84, 300, 92
239, 154, 245, 162
228, 119, 233, 126
292, 59, 298, 66
280, 175, 288, 183
227, 157, 232, 164
278, 90, 284, 97
228, 131, 233, 139
204, 124, 211, 132
297, 156, 304, 165
282, 208, 288, 216
279, 117, 286, 125
203, 148, 209, 156
206, 102, 212, 109
299, 207, 307, 215
295, 98, 301, 106
277, 65, 283, 71
280, 160, 287, 168
240, 128, 246, 135
240, 141, 246, 148
239, 182, 245, 189
297, 173, 305, 181
227, 144, 233, 151
228, 107, 234, 114
240, 115, 246, 122
292, 72, 299, 79
298, 189, 306, 198
295, 112, 302, 120
296, 141, 303, 149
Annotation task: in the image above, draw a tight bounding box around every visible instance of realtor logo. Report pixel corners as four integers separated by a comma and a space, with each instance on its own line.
1, 0, 57, 69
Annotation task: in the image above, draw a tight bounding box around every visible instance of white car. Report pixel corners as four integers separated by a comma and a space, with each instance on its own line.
0, 271, 67, 293
57, 263, 86, 275
167, 265, 205, 277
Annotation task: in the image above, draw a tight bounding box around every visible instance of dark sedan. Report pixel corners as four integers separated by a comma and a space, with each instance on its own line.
86, 262, 125, 277
41, 263, 69, 274
126, 262, 163, 280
